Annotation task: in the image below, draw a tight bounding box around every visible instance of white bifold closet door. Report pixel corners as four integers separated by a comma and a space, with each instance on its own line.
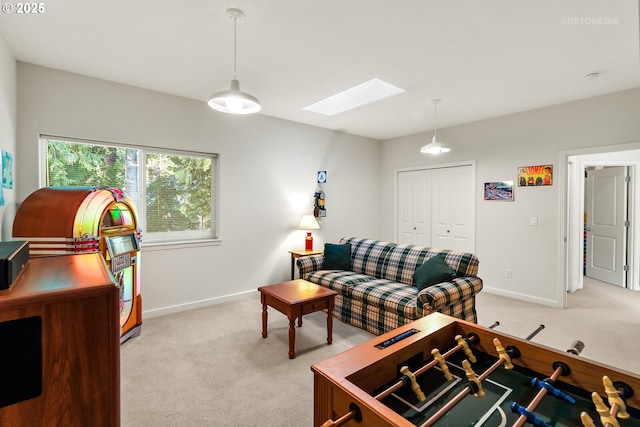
397, 165, 475, 253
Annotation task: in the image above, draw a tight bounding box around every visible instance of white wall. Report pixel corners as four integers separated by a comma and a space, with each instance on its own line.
13, 61, 640, 314
381, 88, 640, 307
15, 63, 382, 316
0, 33, 17, 240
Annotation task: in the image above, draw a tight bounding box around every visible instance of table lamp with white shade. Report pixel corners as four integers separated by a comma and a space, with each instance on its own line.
298, 215, 320, 250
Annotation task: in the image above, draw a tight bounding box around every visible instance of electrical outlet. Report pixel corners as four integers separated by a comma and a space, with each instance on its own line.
506, 269, 513, 278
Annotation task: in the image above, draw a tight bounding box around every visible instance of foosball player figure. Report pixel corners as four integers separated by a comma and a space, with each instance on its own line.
580, 412, 597, 427
399, 365, 426, 402
462, 359, 484, 397
603, 375, 630, 419
493, 338, 514, 369
455, 334, 477, 363
431, 348, 453, 380
591, 392, 619, 427
583, 375, 633, 427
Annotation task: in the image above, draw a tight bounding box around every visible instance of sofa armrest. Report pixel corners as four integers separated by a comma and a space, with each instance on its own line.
416, 277, 483, 316
296, 254, 324, 278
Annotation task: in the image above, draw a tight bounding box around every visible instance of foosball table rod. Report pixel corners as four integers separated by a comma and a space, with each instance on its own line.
319, 403, 362, 427
512, 340, 585, 427
373, 333, 479, 401
418, 339, 516, 427
512, 363, 572, 427
524, 324, 545, 341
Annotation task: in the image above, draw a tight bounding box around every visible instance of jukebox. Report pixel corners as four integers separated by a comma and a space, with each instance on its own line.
12, 186, 142, 342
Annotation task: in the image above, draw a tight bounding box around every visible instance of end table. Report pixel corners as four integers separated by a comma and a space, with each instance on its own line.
258, 279, 336, 359
288, 249, 323, 280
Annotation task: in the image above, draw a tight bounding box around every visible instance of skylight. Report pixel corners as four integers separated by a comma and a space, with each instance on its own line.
303, 78, 405, 116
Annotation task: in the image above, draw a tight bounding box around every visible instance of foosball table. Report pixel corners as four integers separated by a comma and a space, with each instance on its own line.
312, 313, 640, 427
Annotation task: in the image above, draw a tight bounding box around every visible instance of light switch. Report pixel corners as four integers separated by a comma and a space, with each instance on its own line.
530, 216, 538, 226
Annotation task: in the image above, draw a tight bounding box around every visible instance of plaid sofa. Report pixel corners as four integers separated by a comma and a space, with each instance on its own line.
296, 237, 483, 335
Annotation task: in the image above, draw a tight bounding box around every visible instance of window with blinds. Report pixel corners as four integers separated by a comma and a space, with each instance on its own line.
41, 137, 217, 244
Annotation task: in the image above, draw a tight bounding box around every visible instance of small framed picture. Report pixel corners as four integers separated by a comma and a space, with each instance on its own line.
317, 170, 327, 184
2, 149, 13, 189
518, 164, 552, 186
484, 181, 514, 201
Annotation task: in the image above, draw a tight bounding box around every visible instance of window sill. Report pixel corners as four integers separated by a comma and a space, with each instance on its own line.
140, 239, 222, 252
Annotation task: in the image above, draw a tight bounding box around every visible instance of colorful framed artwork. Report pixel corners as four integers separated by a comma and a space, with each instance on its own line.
484, 181, 514, 201
2, 149, 13, 189
518, 164, 552, 186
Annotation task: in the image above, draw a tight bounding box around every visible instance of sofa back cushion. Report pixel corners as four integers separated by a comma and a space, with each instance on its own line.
382, 244, 479, 286
339, 237, 395, 278
338, 238, 479, 285
381, 244, 431, 285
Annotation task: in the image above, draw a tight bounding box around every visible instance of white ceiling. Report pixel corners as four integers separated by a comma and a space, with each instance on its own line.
1, 0, 639, 140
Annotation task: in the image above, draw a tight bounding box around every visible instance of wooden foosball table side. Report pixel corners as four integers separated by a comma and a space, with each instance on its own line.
311, 313, 640, 427
312, 314, 456, 427
313, 372, 410, 427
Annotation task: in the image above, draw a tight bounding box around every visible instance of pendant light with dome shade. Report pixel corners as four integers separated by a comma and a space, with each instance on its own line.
420, 99, 450, 154
208, 8, 261, 115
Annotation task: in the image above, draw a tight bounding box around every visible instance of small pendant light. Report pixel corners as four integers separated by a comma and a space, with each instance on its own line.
420, 99, 451, 154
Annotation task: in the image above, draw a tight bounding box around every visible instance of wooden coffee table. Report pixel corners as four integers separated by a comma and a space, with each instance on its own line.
258, 279, 337, 359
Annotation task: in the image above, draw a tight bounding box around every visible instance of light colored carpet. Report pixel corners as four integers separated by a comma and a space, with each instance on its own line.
120, 294, 374, 427
476, 277, 640, 375
121, 278, 640, 426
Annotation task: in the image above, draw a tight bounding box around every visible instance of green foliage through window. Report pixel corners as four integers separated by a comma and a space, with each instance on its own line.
146, 153, 212, 233
44, 138, 216, 242
47, 140, 128, 188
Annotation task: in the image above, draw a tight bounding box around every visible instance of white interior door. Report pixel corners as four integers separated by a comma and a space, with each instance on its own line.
431, 166, 475, 252
585, 166, 627, 287
397, 170, 431, 246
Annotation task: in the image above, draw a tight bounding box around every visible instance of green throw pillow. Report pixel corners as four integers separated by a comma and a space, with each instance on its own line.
413, 254, 455, 291
322, 243, 351, 270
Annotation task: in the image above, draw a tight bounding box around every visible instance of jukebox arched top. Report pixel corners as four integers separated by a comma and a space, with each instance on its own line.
13, 186, 141, 255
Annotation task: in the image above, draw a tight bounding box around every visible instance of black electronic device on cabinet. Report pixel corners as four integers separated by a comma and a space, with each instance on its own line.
0, 240, 29, 291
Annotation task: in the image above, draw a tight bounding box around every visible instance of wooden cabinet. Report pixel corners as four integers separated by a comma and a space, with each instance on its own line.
0, 253, 120, 427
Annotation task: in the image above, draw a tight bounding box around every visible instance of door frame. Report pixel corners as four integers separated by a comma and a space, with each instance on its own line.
560, 144, 640, 308
394, 160, 476, 252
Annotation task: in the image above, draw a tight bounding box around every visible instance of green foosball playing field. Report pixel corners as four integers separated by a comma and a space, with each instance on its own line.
377, 342, 640, 427
312, 314, 640, 427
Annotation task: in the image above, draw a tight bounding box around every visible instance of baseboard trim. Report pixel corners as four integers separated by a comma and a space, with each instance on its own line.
481, 287, 561, 308
142, 290, 258, 319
